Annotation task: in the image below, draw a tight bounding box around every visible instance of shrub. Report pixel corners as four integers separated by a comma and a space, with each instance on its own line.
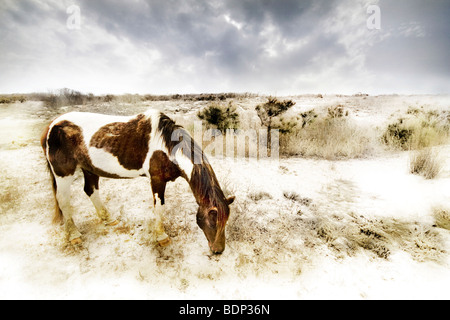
0, 95, 27, 104
433, 207, 450, 230
327, 105, 348, 118
383, 109, 450, 150
299, 110, 318, 128
255, 97, 296, 129
255, 97, 296, 153
0, 97, 12, 104
409, 148, 442, 179
197, 101, 240, 134
103, 94, 115, 102
42, 88, 90, 108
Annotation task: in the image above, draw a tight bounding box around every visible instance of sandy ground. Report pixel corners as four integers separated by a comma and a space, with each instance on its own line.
0, 95, 449, 299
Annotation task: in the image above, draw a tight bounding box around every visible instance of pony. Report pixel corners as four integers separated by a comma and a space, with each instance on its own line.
40, 109, 235, 254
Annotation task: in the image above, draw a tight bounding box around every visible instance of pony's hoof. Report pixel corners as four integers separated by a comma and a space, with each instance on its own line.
106, 219, 119, 226
158, 237, 172, 247
70, 237, 82, 245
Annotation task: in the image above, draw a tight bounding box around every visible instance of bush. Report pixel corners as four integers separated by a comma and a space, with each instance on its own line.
42, 88, 91, 108
103, 94, 115, 102
409, 148, 442, 179
255, 97, 296, 153
255, 97, 296, 128
433, 207, 450, 230
327, 105, 349, 118
0, 95, 27, 104
383, 109, 450, 150
197, 101, 240, 134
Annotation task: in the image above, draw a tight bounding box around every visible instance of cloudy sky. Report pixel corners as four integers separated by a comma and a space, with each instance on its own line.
0, 0, 449, 95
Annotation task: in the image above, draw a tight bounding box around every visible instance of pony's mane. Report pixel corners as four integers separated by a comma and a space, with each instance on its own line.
190, 163, 230, 228
157, 112, 230, 227
157, 112, 203, 164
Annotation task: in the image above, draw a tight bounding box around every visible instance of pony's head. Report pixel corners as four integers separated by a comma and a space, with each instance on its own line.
196, 195, 235, 254
163, 119, 235, 254
189, 162, 235, 254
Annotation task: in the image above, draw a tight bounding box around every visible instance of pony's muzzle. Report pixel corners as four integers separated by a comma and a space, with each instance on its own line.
209, 242, 225, 254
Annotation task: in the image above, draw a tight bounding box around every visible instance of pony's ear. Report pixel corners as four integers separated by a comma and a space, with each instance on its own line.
226, 196, 235, 205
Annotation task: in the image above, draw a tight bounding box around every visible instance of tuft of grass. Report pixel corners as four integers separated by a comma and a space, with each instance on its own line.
0, 169, 22, 214
433, 207, 450, 230
409, 148, 442, 179
248, 191, 272, 202
283, 191, 301, 202
283, 191, 312, 206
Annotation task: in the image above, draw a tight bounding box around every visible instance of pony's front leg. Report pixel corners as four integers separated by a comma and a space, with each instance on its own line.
153, 194, 171, 247
55, 175, 82, 244
82, 169, 118, 226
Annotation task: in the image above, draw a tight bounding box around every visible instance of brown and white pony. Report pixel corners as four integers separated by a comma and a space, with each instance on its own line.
40, 109, 235, 254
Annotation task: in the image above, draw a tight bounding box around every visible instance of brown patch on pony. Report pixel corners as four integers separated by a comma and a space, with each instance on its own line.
41, 121, 63, 223
47, 120, 83, 177
82, 168, 99, 197
149, 150, 185, 205
46, 120, 123, 179
90, 114, 152, 171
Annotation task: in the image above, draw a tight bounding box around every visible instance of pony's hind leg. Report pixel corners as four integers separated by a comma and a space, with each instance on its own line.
82, 169, 118, 226
55, 175, 82, 244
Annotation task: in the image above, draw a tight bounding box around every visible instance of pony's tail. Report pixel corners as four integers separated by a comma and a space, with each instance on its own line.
40, 123, 63, 224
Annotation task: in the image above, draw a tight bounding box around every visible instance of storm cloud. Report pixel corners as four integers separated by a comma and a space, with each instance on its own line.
0, 0, 449, 94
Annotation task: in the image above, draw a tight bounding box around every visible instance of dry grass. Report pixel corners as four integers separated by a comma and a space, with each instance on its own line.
303, 209, 445, 262
280, 116, 374, 160
433, 207, 450, 230
248, 191, 272, 202
0, 169, 22, 215
409, 148, 443, 179
226, 188, 447, 276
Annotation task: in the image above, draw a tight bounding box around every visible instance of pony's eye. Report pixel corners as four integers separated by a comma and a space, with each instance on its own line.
209, 209, 218, 218
208, 210, 218, 227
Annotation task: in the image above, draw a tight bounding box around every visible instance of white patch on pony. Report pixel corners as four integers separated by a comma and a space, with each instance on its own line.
139, 110, 166, 177
51, 112, 132, 145
144, 109, 195, 178
88, 147, 144, 178
147, 110, 167, 152
173, 148, 194, 177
